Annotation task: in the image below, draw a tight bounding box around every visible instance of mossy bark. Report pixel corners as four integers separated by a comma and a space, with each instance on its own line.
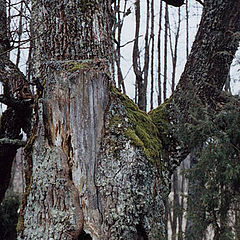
19, 0, 168, 239
18, 0, 240, 239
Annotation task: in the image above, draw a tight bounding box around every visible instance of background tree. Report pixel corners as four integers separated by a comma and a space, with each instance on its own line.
0, 0, 32, 203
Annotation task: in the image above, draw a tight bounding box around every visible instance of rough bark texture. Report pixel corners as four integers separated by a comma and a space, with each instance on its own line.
166, 0, 240, 172
19, 57, 169, 239
18, 0, 168, 239
18, 0, 240, 239
174, 0, 240, 106
31, 0, 113, 64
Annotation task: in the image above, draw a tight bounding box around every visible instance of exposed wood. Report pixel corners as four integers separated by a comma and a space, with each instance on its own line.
18, 0, 240, 239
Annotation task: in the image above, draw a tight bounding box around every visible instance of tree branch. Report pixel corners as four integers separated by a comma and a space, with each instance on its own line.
195, 0, 204, 6
0, 94, 33, 109
0, 137, 26, 147
162, 0, 184, 7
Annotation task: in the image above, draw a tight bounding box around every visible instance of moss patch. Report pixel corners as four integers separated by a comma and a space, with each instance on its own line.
149, 99, 172, 148
68, 62, 90, 72
111, 87, 163, 165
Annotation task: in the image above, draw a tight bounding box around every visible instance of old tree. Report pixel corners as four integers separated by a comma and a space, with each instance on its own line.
0, 0, 239, 239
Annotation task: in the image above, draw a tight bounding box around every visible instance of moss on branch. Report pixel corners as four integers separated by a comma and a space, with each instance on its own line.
110, 87, 167, 166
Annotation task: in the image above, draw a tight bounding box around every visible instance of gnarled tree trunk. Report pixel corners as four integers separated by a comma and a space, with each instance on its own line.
17, 0, 240, 239
18, 0, 167, 239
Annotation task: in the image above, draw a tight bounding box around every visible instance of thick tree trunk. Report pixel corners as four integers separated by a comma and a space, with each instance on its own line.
18, 0, 240, 239
166, 0, 240, 171
18, 0, 168, 239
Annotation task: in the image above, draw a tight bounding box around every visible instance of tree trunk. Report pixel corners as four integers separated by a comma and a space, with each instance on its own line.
18, 0, 240, 239
163, 3, 168, 101
18, 1, 168, 239
157, 0, 163, 106
167, 0, 240, 170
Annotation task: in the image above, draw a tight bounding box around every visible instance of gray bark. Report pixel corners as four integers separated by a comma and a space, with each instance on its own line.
167, 0, 240, 171
18, 0, 240, 239
18, 0, 168, 239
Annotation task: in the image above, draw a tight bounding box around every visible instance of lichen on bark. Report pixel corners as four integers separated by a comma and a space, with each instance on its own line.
96, 86, 169, 239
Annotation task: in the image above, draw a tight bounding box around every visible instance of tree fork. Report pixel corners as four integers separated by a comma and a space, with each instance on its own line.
18, 0, 240, 239
166, 0, 240, 171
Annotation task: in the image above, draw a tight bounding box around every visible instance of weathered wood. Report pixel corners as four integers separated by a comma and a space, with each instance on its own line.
18, 60, 168, 239
18, 0, 240, 239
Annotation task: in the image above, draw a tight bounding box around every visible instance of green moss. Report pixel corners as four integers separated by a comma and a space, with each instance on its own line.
68, 62, 90, 72
16, 215, 24, 233
149, 99, 172, 148
109, 115, 122, 128
124, 129, 144, 148
111, 87, 164, 165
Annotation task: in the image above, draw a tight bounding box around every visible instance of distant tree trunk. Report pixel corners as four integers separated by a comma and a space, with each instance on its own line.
0, 0, 8, 59
177, 160, 186, 240
169, 8, 181, 93
16, 1, 24, 67
185, 0, 189, 58
157, 0, 163, 105
133, 0, 142, 106
0, 0, 32, 203
133, 0, 150, 111
170, 171, 179, 240
142, 0, 150, 111
150, 0, 155, 110
224, 72, 232, 94
163, 3, 168, 101
114, 0, 126, 94
185, 154, 207, 240
168, 9, 183, 239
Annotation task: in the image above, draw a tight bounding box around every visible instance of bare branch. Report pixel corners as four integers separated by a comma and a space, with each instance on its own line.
0, 138, 26, 147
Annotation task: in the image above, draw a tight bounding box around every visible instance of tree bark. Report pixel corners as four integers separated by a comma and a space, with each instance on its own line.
163, 3, 168, 101
157, 0, 163, 106
18, 1, 167, 239
18, 0, 240, 239
167, 0, 240, 171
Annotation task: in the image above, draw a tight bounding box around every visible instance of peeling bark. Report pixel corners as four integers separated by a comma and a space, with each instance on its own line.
18, 0, 240, 239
